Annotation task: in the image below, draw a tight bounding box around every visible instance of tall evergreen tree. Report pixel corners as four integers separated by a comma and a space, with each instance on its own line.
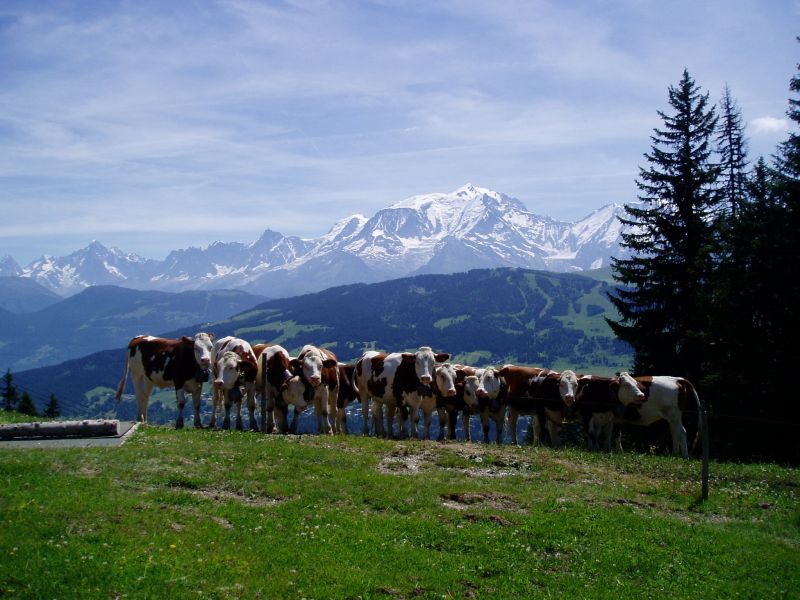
44, 393, 61, 418
716, 84, 749, 216
608, 69, 722, 383
2, 369, 19, 412
16, 391, 38, 417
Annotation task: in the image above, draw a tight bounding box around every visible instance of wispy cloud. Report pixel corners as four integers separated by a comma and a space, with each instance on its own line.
0, 0, 797, 264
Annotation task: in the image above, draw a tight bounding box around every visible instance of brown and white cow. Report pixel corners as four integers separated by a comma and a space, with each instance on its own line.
575, 372, 701, 458
290, 345, 339, 435
353, 346, 450, 439
434, 364, 479, 441
499, 365, 578, 446
463, 367, 507, 444
115, 332, 214, 427
209, 336, 259, 431
254, 343, 307, 434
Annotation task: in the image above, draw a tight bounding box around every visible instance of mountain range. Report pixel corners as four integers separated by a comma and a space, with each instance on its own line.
1, 185, 630, 298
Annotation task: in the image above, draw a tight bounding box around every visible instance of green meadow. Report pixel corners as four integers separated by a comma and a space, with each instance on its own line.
0, 420, 798, 599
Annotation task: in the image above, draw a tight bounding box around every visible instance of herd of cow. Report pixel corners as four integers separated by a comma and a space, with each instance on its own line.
115, 332, 703, 458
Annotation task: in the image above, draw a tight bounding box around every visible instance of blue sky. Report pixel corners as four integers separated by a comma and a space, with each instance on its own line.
1, 0, 797, 265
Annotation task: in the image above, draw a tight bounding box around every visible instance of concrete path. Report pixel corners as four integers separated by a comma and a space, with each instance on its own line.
0, 421, 138, 449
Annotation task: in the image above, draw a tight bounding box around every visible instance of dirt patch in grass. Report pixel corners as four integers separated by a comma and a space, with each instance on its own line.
188, 487, 287, 508
377, 447, 436, 474
441, 491, 522, 512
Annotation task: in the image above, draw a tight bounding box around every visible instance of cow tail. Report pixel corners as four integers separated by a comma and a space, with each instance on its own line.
687, 380, 703, 455
115, 347, 131, 401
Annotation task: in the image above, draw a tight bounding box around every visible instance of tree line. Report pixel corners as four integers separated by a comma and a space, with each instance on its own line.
2, 369, 60, 418
608, 46, 800, 463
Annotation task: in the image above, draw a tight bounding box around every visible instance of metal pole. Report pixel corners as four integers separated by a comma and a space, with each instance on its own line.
701, 397, 710, 500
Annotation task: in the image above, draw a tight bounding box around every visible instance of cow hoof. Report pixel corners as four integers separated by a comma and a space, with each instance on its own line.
236, 423, 243, 432
175, 420, 184, 430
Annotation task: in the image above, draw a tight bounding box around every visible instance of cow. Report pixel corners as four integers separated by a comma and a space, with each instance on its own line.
254, 343, 307, 434
575, 372, 701, 458
115, 332, 214, 427
434, 364, 479, 441
353, 346, 450, 439
209, 336, 259, 431
498, 365, 578, 446
463, 367, 507, 444
336, 363, 359, 434
290, 345, 339, 435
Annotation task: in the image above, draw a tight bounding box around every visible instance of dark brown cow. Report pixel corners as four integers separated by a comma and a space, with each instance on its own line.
498, 365, 578, 446
336, 362, 359, 434
115, 332, 214, 427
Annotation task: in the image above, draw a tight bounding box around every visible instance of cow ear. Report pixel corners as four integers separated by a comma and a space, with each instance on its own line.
208, 333, 215, 341
322, 359, 337, 369
497, 366, 508, 377
290, 358, 302, 370
434, 353, 450, 363
401, 353, 416, 363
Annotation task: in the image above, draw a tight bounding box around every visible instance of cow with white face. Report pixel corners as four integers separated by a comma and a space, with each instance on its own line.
464, 367, 507, 444
290, 345, 339, 435
353, 346, 450, 439
576, 372, 701, 458
210, 336, 259, 431
434, 364, 479, 441
115, 332, 214, 427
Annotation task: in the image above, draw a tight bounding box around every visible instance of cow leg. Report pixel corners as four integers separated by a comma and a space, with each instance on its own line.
191, 385, 203, 429
669, 416, 689, 458
493, 414, 503, 444
531, 413, 543, 446
421, 406, 432, 441
435, 407, 447, 441
481, 413, 490, 443
510, 411, 520, 445
462, 412, 471, 442
372, 400, 391, 437
545, 409, 563, 447
408, 406, 420, 440
175, 388, 187, 429
222, 389, 232, 430
448, 409, 457, 441
387, 404, 399, 439
246, 383, 258, 432
131, 377, 151, 423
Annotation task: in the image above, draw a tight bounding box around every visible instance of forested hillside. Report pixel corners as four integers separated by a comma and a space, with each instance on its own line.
11, 268, 631, 421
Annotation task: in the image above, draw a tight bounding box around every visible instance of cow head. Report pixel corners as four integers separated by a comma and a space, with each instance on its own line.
401, 346, 449, 386
616, 372, 646, 405
281, 376, 309, 413
558, 370, 578, 407
193, 332, 214, 370
214, 351, 243, 391
434, 363, 457, 398
462, 374, 482, 409
292, 346, 336, 388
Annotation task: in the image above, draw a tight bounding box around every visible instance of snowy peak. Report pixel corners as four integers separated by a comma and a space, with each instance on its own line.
0, 255, 21, 277
14, 185, 631, 296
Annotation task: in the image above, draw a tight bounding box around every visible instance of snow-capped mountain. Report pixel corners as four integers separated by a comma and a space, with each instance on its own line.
12, 185, 630, 297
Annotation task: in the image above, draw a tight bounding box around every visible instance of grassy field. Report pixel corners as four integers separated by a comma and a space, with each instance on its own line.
1, 418, 798, 599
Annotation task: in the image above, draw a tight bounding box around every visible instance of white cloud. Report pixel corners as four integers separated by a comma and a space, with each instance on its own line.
750, 117, 790, 135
